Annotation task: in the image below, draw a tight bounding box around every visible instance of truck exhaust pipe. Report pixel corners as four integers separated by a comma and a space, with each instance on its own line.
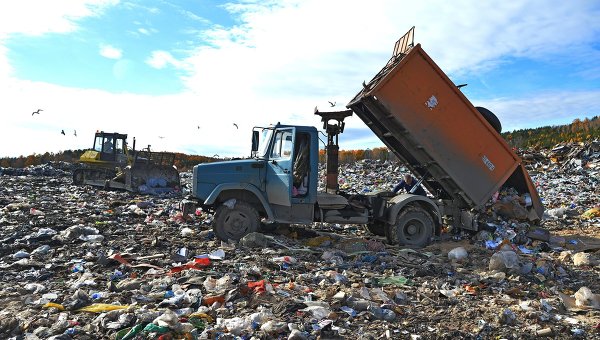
315, 109, 353, 194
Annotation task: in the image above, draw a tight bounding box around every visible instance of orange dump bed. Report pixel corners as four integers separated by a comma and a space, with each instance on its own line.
348, 39, 543, 219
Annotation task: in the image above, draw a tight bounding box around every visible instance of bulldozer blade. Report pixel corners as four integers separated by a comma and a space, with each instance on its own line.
123, 164, 181, 194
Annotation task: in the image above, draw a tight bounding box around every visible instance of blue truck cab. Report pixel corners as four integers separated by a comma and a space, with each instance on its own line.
192, 124, 323, 241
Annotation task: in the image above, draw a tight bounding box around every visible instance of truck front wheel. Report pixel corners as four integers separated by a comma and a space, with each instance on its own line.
213, 200, 259, 241
387, 206, 433, 247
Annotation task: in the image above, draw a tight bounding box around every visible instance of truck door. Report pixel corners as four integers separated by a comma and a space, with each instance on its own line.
266, 128, 294, 206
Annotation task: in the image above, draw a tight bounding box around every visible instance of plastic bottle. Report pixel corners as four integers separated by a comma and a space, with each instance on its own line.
31, 245, 51, 256
340, 306, 357, 317
91, 292, 105, 299
79, 234, 104, 242
367, 305, 396, 321
13, 250, 30, 259
345, 297, 373, 311
271, 256, 297, 264
72, 263, 85, 273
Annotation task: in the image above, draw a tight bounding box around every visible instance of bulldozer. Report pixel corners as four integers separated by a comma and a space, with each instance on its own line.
73, 131, 181, 194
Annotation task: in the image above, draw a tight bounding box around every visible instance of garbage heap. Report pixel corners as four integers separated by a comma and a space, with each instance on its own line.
0, 147, 599, 339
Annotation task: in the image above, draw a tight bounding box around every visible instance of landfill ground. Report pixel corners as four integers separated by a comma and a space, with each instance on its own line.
0, 142, 599, 339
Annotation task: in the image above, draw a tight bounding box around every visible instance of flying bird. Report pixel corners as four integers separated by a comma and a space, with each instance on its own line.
328, 101, 336, 107
158, 136, 165, 139
74, 130, 77, 137
32, 109, 43, 116
61, 130, 65, 135
233, 123, 238, 129
456, 83, 468, 89
197, 126, 200, 129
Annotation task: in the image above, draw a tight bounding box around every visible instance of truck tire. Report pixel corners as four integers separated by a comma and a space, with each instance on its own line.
365, 221, 386, 236
213, 200, 259, 241
476, 106, 502, 133
386, 206, 433, 247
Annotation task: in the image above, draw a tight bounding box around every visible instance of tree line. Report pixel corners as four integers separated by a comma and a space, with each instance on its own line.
2, 116, 598, 169
502, 116, 600, 149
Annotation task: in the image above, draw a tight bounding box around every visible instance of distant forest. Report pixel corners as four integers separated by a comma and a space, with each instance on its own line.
1, 116, 598, 170
502, 116, 600, 149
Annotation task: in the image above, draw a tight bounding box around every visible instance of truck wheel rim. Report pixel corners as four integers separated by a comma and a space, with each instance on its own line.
224, 211, 250, 237
405, 220, 423, 237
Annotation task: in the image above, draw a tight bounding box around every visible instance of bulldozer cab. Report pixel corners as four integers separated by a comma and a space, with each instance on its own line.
93, 132, 128, 165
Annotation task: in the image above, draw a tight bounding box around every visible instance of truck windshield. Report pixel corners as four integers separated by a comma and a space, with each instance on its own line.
255, 128, 274, 158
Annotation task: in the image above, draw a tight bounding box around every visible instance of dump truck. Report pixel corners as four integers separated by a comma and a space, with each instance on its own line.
73, 131, 181, 194
188, 27, 543, 246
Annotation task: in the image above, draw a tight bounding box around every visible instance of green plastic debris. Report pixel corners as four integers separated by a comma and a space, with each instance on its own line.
188, 317, 206, 330
143, 323, 171, 334
115, 323, 146, 340
376, 276, 410, 286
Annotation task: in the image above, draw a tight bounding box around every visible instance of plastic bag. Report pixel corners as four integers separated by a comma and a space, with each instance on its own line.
448, 247, 468, 261
489, 251, 520, 272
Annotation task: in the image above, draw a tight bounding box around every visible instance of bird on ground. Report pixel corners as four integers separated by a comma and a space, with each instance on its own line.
32, 109, 43, 116
74, 130, 77, 137
233, 123, 238, 129
61, 130, 65, 135
328, 101, 336, 107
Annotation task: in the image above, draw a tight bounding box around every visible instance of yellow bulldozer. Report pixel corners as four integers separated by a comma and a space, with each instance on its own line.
73, 131, 181, 194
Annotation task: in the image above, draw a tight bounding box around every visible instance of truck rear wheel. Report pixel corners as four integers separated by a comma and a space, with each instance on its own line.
387, 206, 433, 247
213, 200, 259, 241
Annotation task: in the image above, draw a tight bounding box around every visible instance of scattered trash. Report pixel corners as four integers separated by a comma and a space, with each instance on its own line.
447, 247, 468, 261
0, 148, 599, 338
559, 287, 600, 311
572, 252, 595, 266
489, 250, 520, 272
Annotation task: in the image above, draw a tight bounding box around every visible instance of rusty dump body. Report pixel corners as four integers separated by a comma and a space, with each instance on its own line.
348, 28, 543, 220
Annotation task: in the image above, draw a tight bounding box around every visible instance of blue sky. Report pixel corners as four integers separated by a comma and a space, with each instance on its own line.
1, 0, 599, 157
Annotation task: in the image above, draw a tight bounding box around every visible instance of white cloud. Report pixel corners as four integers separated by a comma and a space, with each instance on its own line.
476, 91, 600, 132
0, 0, 118, 37
1, 0, 599, 158
145, 50, 183, 69
0, 0, 119, 87
0, 43, 11, 79
138, 28, 150, 35
99, 44, 122, 59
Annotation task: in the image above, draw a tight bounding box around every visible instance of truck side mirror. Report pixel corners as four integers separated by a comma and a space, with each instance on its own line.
251, 130, 259, 152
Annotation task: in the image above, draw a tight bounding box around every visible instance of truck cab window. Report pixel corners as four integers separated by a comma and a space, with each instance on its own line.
271, 130, 293, 159
256, 128, 273, 158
